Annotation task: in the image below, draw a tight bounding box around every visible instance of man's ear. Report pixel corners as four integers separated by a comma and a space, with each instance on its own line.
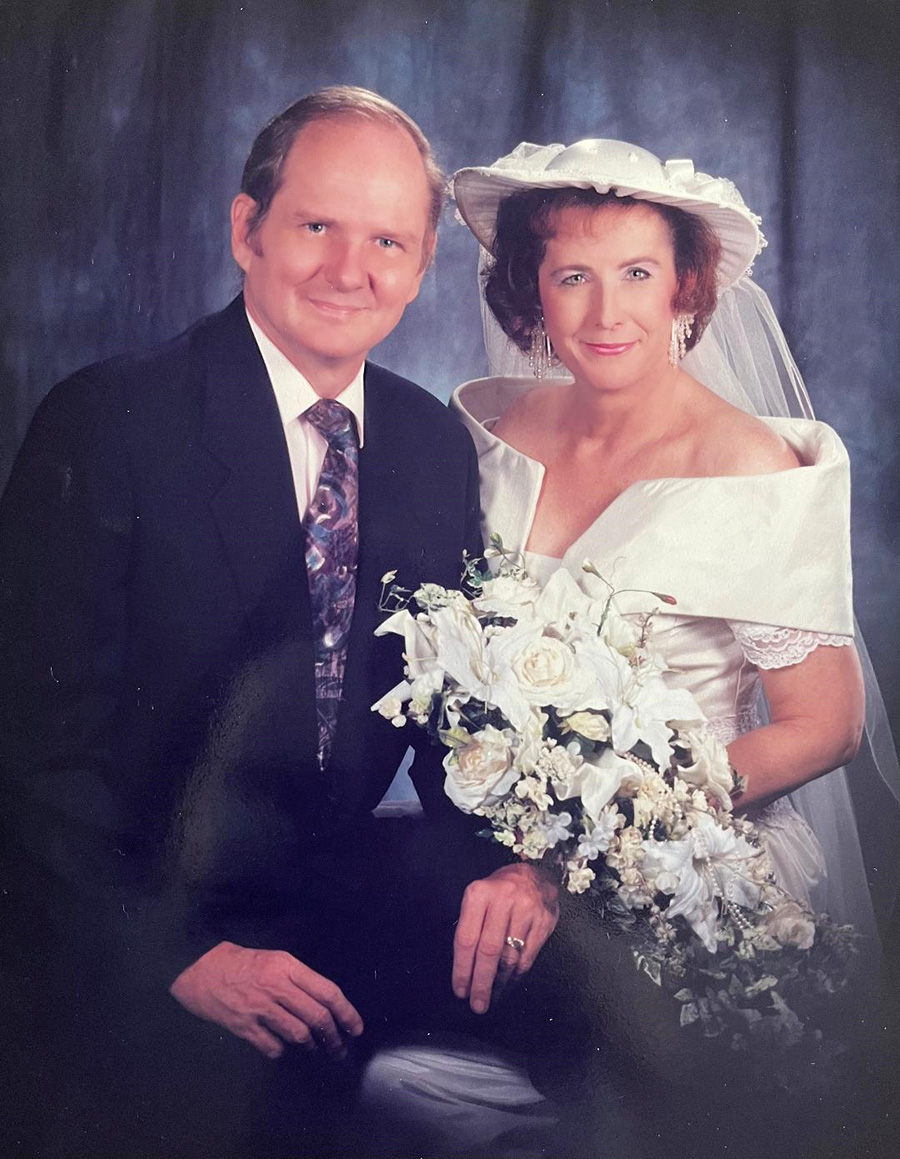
406, 230, 437, 303
231, 194, 260, 272
418, 229, 437, 275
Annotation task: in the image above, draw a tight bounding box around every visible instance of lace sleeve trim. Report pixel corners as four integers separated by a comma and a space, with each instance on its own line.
728, 621, 853, 670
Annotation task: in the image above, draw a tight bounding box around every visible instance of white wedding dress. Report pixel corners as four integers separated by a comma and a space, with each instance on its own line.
453, 375, 868, 928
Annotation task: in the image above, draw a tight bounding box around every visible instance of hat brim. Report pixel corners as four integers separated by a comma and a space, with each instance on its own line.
453, 166, 762, 290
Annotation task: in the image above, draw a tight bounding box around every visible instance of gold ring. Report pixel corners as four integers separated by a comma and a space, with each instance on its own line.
505, 936, 525, 952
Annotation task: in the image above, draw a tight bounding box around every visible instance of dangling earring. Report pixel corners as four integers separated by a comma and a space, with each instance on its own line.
669, 313, 694, 365
529, 315, 553, 379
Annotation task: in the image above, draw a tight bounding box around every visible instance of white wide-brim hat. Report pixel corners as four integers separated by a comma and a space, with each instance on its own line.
453, 139, 765, 290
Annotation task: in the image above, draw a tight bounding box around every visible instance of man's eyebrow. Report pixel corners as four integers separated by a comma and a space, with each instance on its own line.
290, 211, 336, 224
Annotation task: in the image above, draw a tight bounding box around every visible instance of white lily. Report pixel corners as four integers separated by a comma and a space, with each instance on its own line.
610, 671, 703, 769
642, 812, 763, 952
430, 605, 540, 731
374, 608, 441, 680
560, 748, 636, 821
571, 631, 632, 712
531, 567, 598, 630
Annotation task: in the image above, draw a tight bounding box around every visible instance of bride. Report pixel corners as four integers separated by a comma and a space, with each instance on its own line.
450, 138, 889, 927
442, 138, 897, 1155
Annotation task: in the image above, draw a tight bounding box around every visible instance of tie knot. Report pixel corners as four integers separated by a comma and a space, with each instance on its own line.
306, 399, 357, 451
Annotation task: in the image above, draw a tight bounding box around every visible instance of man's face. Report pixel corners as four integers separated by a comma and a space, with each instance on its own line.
232, 115, 434, 393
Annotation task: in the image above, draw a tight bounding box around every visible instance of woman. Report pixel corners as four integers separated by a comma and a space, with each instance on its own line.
450, 138, 896, 927
446, 136, 898, 1157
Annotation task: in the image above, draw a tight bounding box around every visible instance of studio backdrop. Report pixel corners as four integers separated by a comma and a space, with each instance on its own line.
2, 0, 898, 900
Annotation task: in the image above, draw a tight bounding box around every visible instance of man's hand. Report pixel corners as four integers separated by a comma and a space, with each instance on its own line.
169, 941, 364, 1060
452, 862, 559, 1014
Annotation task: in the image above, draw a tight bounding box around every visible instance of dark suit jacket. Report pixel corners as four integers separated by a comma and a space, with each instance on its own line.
0, 296, 492, 1021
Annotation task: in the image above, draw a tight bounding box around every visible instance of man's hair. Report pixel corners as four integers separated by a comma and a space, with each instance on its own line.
483, 188, 722, 355
240, 85, 445, 242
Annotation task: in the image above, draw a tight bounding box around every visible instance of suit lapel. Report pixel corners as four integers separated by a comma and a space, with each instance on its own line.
195, 298, 318, 733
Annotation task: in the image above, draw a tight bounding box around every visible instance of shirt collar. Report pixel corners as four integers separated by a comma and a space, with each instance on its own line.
246, 309, 366, 447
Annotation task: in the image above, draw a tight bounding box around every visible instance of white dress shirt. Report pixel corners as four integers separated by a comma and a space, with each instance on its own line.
246, 311, 366, 521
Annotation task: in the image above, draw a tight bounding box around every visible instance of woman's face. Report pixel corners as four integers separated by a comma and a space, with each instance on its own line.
537, 201, 679, 396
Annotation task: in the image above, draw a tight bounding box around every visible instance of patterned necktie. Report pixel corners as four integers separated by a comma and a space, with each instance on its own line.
303, 399, 360, 768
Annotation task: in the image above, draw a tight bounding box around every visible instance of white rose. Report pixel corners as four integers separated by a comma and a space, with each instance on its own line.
513, 635, 573, 692
511, 636, 592, 711
565, 711, 611, 742
676, 728, 735, 807
443, 725, 519, 813
408, 670, 442, 718
473, 574, 542, 619
761, 900, 816, 951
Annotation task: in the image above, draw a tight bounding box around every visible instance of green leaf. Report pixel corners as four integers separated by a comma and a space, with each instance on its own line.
438, 727, 471, 749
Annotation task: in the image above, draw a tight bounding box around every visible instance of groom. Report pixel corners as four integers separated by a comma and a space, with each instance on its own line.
0, 87, 557, 1155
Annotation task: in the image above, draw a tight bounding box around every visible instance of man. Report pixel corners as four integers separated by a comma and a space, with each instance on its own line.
0, 87, 557, 1157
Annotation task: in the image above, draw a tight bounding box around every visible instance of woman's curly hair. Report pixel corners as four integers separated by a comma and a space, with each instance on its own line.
482, 187, 722, 356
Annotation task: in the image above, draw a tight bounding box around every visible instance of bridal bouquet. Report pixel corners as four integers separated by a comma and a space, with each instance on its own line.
372, 540, 856, 1056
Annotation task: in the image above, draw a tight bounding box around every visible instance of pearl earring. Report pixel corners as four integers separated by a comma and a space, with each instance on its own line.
529, 316, 553, 379
669, 314, 695, 365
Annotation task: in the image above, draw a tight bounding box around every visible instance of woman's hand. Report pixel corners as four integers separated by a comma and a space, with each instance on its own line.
729, 642, 865, 811
452, 861, 560, 1013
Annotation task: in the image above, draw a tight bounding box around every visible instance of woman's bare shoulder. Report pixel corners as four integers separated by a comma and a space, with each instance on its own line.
492, 384, 562, 454
693, 391, 801, 476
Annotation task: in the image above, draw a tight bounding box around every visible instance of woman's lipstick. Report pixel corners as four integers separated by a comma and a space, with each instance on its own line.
583, 341, 637, 356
